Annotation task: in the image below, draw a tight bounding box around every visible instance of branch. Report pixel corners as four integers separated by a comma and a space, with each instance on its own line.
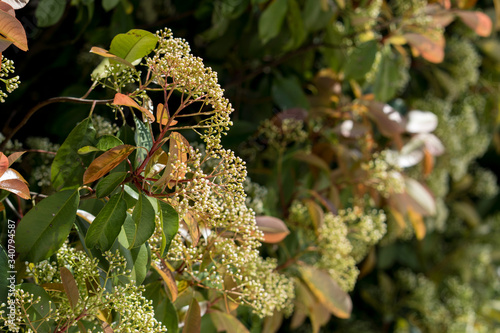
0, 97, 113, 150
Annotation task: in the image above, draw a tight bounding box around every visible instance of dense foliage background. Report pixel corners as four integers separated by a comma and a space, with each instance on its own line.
2, 0, 500, 332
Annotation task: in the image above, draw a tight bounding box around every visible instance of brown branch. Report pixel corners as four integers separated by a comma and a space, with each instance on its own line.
0, 97, 113, 151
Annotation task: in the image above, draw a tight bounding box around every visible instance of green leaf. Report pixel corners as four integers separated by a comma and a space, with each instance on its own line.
258, 0, 288, 44
0, 245, 8, 304
52, 117, 97, 190
134, 115, 153, 168
16, 190, 80, 263
83, 144, 135, 184
96, 135, 124, 151
95, 171, 127, 199
183, 298, 201, 333
158, 200, 179, 258
298, 264, 352, 319
130, 193, 156, 248
102, 0, 120, 11
373, 46, 407, 102
210, 311, 250, 333
35, 0, 66, 27
272, 75, 310, 110
109, 29, 159, 65
344, 40, 378, 80
77, 146, 101, 154
85, 192, 127, 251
284, 0, 306, 51
115, 217, 151, 285
19, 283, 55, 332
156, 297, 179, 333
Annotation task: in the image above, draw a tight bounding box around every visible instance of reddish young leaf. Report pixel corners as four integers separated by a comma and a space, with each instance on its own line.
255, 216, 290, 243
113, 93, 154, 122
152, 262, 178, 302
89, 47, 134, 68
183, 211, 200, 247
407, 207, 426, 240
454, 10, 492, 37
0, 9, 27, 52
156, 103, 178, 126
183, 298, 201, 333
404, 33, 445, 63
0, 2, 15, 16
154, 132, 190, 189
7, 151, 25, 166
83, 145, 135, 184
0, 179, 30, 199
0, 202, 4, 213
60, 267, 80, 309
2, 0, 29, 10
0, 152, 8, 178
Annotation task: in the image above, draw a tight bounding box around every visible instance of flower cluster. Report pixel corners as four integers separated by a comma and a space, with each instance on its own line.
0, 56, 20, 103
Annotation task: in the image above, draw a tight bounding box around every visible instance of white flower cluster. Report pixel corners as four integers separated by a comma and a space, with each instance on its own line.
0, 56, 20, 103
361, 151, 405, 197
92, 114, 120, 137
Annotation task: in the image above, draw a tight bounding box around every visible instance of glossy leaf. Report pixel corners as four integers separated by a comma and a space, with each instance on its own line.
83, 144, 135, 184
344, 40, 378, 80
455, 10, 492, 37
134, 115, 153, 168
3, 0, 30, 10
60, 267, 80, 309
405, 110, 438, 134
0, 7, 27, 52
130, 193, 156, 248
0, 2, 15, 16
16, 190, 79, 262
89, 47, 134, 68
35, 0, 66, 27
0, 178, 30, 199
183, 298, 201, 333
95, 171, 127, 199
113, 93, 154, 122
210, 310, 250, 333
0, 152, 8, 177
156, 103, 178, 126
109, 29, 159, 65
7, 151, 25, 166
299, 265, 352, 319
85, 192, 127, 251
255, 216, 290, 243
52, 117, 97, 190
159, 199, 179, 257
258, 0, 287, 44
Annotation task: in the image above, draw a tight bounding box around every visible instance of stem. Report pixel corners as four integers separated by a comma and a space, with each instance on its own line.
0, 97, 113, 150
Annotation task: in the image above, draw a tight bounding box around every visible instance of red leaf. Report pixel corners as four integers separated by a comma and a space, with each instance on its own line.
454, 10, 492, 37
0, 179, 30, 199
404, 33, 445, 63
0, 2, 15, 16
89, 47, 134, 68
83, 145, 135, 184
156, 103, 178, 126
255, 216, 290, 243
182, 299, 201, 333
0, 9, 27, 52
113, 93, 154, 122
0, 152, 8, 178
7, 151, 25, 166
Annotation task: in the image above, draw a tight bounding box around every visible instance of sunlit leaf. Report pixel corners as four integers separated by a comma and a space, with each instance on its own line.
16, 190, 79, 262
183, 298, 201, 333
156, 103, 178, 126
0, 8, 27, 52
405, 178, 436, 216
2, 0, 29, 10
407, 207, 426, 240
210, 310, 250, 333
109, 29, 158, 65
0, 179, 30, 199
85, 192, 127, 251
0, 152, 8, 177
298, 265, 352, 319
455, 10, 492, 37
293, 279, 330, 333
83, 144, 135, 184
89, 46, 134, 68
404, 32, 444, 63
158, 200, 179, 258
60, 267, 80, 309
255, 216, 290, 243
305, 199, 324, 232
152, 261, 178, 302
184, 211, 200, 246
155, 132, 190, 188
113, 93, 154, 122
405, 110, 438, 133
95, 171, 127, 199
7, 151, 25, 166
